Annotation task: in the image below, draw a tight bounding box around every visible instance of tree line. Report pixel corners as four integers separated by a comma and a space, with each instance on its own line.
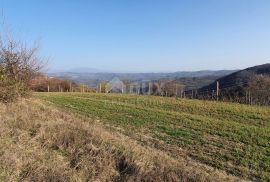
30, 74, 95, 93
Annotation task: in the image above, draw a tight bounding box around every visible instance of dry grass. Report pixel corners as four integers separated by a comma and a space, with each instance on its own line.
0, 99, 245, 182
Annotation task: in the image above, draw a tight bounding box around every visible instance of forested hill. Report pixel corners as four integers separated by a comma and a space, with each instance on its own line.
200, 63, 270, 91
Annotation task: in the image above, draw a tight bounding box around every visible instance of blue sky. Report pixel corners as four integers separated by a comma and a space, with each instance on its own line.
1, 0, 270, 72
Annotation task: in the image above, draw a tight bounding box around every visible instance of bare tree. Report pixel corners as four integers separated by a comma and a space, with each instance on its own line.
0, 37, 43, 83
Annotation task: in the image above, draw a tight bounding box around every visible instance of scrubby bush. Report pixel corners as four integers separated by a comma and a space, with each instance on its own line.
0, 30, 43, 103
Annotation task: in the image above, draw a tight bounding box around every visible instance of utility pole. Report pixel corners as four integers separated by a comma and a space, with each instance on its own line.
216, 81, 220, 101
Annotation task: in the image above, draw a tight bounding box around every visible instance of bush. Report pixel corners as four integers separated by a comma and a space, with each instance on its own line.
0, 29, 43, 103
0, 74, 30, 103
0, 84, 17, 103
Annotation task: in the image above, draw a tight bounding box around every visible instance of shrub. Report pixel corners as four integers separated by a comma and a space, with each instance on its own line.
0, 29, 44, 103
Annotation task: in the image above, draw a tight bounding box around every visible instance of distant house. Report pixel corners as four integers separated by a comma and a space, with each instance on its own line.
106, 77, 126, 93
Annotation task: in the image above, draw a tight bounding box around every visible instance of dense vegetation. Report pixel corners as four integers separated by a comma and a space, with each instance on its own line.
36, 92, 270, 181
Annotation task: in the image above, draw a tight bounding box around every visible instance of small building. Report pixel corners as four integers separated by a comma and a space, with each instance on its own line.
106, 77, 126, 93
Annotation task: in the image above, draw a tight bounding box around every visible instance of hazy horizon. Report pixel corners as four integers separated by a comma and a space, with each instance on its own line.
2, 0, 270, 72
47, 66, 241, 74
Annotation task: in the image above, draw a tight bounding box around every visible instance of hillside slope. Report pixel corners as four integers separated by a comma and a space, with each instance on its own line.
201, 63, 270, 91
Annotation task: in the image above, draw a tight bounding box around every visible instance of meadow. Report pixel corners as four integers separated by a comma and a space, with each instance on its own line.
36, 92, 270, 181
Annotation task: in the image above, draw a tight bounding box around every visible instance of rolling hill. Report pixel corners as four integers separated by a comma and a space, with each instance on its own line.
48, 70, 236, 88
200, 63, 270, 91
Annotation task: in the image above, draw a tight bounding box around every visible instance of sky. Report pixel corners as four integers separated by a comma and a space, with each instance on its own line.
1, 0, 270, 72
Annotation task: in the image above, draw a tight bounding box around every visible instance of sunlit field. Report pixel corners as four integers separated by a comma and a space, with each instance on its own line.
36, 92, 270, 181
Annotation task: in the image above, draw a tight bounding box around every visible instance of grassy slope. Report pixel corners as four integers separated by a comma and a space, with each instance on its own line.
0, 99, 241, 182
36, 92, 270, 181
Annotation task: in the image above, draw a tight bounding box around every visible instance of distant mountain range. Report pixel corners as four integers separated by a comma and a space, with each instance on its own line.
48, 64, 270, 92
48, 69, 237, 88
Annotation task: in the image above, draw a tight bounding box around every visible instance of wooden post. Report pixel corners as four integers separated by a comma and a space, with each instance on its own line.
248, 91, 251, 105
250, 92, 252, 105
58, 85, 61, 92
98, 83, 101, 93
70, 81, 72, 92
130, 85, 133, 94
180, 89, 183, 98
217, 81, 220, 100
245, 91, 248, 104
148, 82, 151, 95
47, 85, 50, 92
175, 84, 178, 97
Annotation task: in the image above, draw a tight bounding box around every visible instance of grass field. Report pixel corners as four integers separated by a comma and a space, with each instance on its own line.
0, 98, 241, 182
36, 92, 270, 181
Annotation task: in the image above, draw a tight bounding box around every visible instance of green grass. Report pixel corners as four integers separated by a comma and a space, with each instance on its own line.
35, 92, 270, 181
